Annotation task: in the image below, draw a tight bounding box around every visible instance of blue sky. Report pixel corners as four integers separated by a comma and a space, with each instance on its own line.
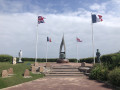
0, 0, 116, 14
0, 0, 91, 13
0, 0, 120, 59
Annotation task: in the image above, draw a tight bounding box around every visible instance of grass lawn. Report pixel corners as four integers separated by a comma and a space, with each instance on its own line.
0, 62, 44, 89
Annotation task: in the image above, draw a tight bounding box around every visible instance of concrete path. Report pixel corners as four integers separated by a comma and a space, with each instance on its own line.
4, 76, 112, 90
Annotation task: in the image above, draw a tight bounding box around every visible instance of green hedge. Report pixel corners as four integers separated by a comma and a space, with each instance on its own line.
100, 53, 119, 64
80, 57, 98, 63
0, 54, 13, 62
80, 53, 120, 65
100, 53, 120, 70
21, 58, 77, 62
69, 58, 77, 62
0, 55, 77, 63
21, 58, 57, 62
80, 57, 93, 63
89, 64, 108, 81
108, 67, 120, 86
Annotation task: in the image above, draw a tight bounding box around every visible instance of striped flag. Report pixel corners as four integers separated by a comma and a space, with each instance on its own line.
76, 37, 82, 42
38, 16, 45, 24
47, 37, 51, 42
92, 14, 103, 23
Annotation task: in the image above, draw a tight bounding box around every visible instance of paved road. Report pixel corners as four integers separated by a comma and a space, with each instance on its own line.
3, 76, 113, 90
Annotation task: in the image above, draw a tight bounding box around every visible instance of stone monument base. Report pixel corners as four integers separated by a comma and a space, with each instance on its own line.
17, 61, 24, 63
57, 59, 69, 63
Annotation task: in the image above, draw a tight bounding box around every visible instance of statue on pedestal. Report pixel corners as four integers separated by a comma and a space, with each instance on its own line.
57, 35, 69, 63
18, 50, 23, 63
96, 49, 101, 63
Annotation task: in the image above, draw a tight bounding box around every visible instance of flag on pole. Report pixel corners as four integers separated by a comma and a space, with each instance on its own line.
38, 16, 45, 24
92, 14, 103, 23
76, 37, 82, 42
47, 37, 52, 42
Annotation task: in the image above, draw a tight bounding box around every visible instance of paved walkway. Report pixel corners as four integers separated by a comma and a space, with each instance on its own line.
4, 76, 113, 90
3, 63, 113, 90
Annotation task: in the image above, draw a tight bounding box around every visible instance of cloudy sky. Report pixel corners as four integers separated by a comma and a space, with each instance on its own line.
0, 0, 120, 59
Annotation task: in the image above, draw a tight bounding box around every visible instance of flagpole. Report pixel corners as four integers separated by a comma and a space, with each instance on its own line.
46, 39, 48, 63
91, 13, 95, 64
76, 41, 78, 63
35, 24, 38, 62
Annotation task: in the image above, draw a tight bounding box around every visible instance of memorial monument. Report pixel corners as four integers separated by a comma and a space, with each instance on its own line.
57, 35, 69, 63
96, 49, 101, 63
18, 50, 23, 63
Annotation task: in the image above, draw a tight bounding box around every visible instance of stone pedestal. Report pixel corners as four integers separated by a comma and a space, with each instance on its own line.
24, 69, 31, 78
39, 67, 44, 72
81, 62, 85, 67
2, 70, 8, 78
8, 68, 13, 75
46, 63, 51, 67
18, 59, 23, 63
57, 59, 69, 63
34, 62, 39, 67
31, 66, 36, 73
24, 69, 30, 76
13, 57, 16, 64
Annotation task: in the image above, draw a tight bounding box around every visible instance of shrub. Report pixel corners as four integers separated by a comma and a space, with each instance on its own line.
79, 53, 120, 70
21, 58, 77, 62
108, 67, 120, 86
21, 58, 57, 62
111, 55, 120, 67
0, 54, 13, 62
80, 53, 120, 64
69, 59, 77, 62
89, 64, 108, 81
101, 53, 119, 63
101, 53, 120, 70
80, 57, 98, 63
80, 57, 93, 63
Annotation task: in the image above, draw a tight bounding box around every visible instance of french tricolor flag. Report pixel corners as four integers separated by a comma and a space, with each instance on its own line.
47, 37, 51, 42
92, 14, 103, 23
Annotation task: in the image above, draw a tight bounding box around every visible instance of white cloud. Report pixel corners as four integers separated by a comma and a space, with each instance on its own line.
89, 0, 120, 17
89, 3, 106, 11
0, 11, 120, 59
112, 0, 120, 4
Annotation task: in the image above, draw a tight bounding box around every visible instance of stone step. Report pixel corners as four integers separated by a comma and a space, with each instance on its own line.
45, 65, 84, 77
51, 70, 79, 72
52, 68, 79, 70
49, 72, 83, 74
51, 69, 79, 72
52, 67, 78, 69
45, 74, 84, 76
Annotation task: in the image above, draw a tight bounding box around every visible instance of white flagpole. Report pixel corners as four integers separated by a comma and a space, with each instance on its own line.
91, 13, 95, 64
46, 39, 48, 63
35, 24, 38, 62
76, 41, 78, 63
